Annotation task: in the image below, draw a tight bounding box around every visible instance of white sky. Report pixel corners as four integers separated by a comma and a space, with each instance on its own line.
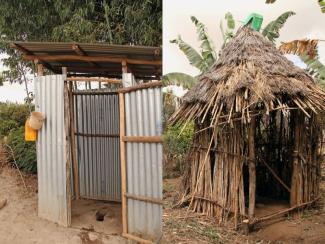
1, 1, 325, 102
0, 54, 34, 103
163, 0, 325, 76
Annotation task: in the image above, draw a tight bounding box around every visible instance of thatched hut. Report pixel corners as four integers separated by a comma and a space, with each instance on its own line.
171, 26, 325, 229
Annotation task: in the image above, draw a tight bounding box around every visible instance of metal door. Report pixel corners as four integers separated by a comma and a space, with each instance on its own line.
73, 92, 121, 201
119, 81, 163, 242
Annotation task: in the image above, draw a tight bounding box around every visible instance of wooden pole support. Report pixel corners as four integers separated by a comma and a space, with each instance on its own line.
37, 63, 44, 76
122, 136, 162, 143
124, 193, 163, 205
248, 118, 256, 219
23, 54, 162, 66
66, 77, 121, 84
69, 81, 80, 199
119, 92, 128, 235
63, 80, 72, 227
122, 233, 153, 244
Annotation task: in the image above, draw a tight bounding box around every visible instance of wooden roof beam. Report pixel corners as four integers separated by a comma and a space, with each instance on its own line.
72, 44, 100, 68
22, 54, 162, 66
10, 43, 55, 73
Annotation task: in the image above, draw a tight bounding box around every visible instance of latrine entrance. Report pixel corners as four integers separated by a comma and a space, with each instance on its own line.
69, 84, 122, 234
73, 91, 121, 201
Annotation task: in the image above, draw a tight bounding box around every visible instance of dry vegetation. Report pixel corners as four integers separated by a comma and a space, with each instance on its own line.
163, 177, 325, 243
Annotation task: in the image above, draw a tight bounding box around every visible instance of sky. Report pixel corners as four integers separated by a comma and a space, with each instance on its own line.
0, 54, 34, 103
163, 0, 325, 76
1, 1, 325, 102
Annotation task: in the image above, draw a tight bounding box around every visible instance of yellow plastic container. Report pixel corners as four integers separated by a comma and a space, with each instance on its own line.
25, 119, 37, 141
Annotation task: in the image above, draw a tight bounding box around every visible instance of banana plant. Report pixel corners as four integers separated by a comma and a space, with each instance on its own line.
319, 0, 325, 13
164, 12, 295, 89
220, 12, 236, 48
163, 16, 217, 89
301, 55, 325, 86
279, 39, 325, 87
162, 72, 197, 89
262, 11, 295, 43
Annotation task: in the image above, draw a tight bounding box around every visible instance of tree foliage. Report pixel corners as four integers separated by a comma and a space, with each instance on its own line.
0, 0, 162, 84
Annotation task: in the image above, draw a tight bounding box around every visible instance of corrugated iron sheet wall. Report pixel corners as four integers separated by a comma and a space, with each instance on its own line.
34, 75, 70, 226
124, 87, 163, 239
74, 93, 121, 201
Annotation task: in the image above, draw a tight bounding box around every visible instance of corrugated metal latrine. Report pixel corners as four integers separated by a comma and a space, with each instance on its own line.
34, 75, 70, 226
124, 86, 163, 240
73, 92, 121, 201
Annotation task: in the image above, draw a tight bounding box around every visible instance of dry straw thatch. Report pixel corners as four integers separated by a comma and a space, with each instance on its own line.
171, 26, 325, 127
171, 26, 325, 229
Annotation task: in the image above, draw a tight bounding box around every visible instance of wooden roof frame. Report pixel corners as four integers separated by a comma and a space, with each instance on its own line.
10, 41, 162, 78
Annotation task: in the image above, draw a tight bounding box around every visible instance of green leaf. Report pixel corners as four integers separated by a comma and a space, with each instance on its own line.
190, 16, 217, 68
162, 72, 197, 89
265, 0, 277, 3
220, 12, 235, 47
300, 55, 325, 85
225, 12, 235, 30
319, 0, 325, 13
170, 36, 209, 72
262, 11, 296, 42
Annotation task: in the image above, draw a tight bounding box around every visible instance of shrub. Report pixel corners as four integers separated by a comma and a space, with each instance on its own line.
0, 102, 31, 128
163, 123, 194, 178
0, 119, 18, 137
6, 126, 37, 174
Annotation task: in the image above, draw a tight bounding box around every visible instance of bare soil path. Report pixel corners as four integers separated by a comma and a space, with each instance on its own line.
0, 153, 126, 244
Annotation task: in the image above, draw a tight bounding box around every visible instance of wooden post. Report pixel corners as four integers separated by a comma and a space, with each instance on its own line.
63, 77, 72, 226
248, 118, 256, 219
119, 92, 127, 235
37, 63, 44, 76
290, 113, 300, 207
68, 81, 80, 199
62, 67, 67, 75
122, 60, 128, 74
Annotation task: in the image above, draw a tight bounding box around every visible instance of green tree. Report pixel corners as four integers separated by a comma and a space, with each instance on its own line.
0, 0, 162, 85
163, 11, 295, 88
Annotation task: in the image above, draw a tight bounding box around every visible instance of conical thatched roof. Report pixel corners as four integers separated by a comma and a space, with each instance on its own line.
171, 26, 325, 126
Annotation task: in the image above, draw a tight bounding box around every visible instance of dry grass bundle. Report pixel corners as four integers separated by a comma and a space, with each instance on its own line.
170, 27, 325, 128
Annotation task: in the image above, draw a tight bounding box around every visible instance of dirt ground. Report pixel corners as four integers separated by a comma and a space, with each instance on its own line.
163, 178, 325, 244
0, 165, 126, 244
71, 199, 122, 234
1, 142, 325, 243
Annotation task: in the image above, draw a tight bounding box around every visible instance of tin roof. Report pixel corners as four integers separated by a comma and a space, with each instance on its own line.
10, 41, 162, 79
